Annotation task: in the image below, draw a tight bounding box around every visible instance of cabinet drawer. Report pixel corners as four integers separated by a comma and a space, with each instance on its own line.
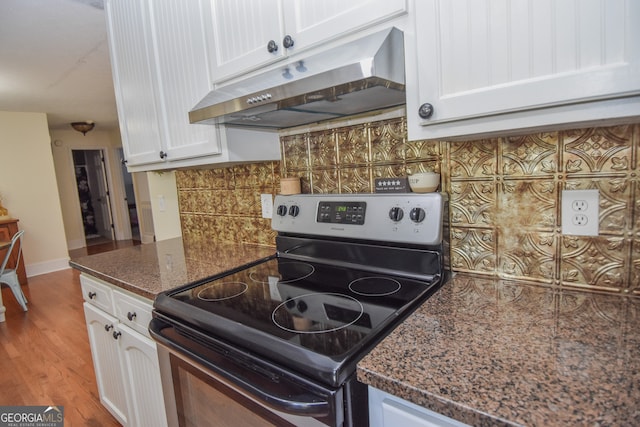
113, 290, 153, 338
80, 274, 115, 314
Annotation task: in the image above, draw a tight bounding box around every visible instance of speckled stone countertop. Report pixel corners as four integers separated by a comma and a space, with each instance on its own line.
358, 273, 640, 427
69, 237, 276, 300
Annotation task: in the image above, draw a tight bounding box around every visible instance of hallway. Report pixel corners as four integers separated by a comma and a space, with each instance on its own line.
68, 239, 140, 259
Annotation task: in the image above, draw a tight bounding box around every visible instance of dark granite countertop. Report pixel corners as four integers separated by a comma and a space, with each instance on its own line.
69, 237, 276, 300
71, 242, 640, 426
357, 273, 640, 427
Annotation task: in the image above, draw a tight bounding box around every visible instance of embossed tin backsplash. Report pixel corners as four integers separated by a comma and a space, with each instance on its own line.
176, 118, 640, 295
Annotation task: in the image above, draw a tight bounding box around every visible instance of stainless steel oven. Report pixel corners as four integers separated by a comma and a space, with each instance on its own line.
150, 193, 447, 427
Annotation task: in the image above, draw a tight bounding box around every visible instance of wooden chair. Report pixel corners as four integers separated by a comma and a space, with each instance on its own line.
0, 230, 27, 311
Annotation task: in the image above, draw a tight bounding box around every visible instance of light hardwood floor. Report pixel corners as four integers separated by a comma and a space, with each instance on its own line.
0, 268, 121, 427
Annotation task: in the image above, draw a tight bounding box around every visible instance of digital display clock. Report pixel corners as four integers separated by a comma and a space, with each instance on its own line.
317, 201, 366, 225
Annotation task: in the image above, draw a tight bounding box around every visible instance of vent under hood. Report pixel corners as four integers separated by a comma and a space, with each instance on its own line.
189, 27, 405, 130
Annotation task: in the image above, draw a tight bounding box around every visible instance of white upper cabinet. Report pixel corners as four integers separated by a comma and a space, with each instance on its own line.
106, 0, 221, 170
106, 0, 164, 167
150, 0, 221, 162
208, 0, 407, 83
406, 0, 640, 140
208, 0, 284, 80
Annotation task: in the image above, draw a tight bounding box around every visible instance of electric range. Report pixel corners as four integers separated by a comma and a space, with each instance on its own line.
150, 193, 447, 427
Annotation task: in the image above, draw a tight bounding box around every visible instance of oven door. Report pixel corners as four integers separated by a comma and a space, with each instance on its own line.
150, 316, 345, 427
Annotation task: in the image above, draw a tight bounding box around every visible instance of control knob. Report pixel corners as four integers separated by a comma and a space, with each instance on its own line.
276, 205, 288, 216
389, 207, 404, 222
410, 207, 426, 223
288, 205, 300, 217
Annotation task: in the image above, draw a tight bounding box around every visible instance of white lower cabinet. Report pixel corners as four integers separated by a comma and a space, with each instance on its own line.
84, 303, 129, 425
81, 274, 167, 427
117, 322, 167, 427
369, 387, 470, 427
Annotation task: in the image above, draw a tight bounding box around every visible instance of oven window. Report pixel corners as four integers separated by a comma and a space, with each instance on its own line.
171, 355, 297, 427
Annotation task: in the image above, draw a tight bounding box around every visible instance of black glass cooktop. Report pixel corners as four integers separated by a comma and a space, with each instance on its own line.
155, 255, 440, 386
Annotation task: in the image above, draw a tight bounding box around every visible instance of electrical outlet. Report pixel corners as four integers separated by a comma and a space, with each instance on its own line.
571, 200, 589, 212
572, 214, 588, 226
261, 194, 273, 219
562, 189, 599, 236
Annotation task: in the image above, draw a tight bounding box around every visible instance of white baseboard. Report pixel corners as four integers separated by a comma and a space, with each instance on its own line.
26, 257, 71, 278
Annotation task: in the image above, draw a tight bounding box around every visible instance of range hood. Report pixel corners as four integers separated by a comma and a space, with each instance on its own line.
189, 27, 405, 130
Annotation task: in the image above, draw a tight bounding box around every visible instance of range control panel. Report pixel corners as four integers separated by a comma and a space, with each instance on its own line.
317, 201, 366, 225
272, 193, 445, 246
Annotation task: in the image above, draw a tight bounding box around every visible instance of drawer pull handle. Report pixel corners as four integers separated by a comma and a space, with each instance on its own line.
127, 312, 137, 321
113, 331, 122, 340
104, 324, 114, 332
88, 291, 97, 299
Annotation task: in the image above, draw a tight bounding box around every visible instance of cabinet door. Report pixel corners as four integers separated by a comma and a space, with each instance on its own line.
408, 0, 640, 139
208, 0, 284, 82
149, 0, 221, 161
117, 325, 168, 427
83, 303, 129, 426
208, 0, 407, 83
369, 387, 470, 427
282, 0, 406, 51
105, 0, 165, 167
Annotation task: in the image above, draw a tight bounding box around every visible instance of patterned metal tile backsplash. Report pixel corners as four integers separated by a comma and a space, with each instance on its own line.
176, 118, 640, 295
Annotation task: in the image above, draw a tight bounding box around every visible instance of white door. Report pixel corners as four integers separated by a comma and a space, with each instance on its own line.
86, 150, 115, 240
117, 325, 168, 427
83, 303, 129, 425
149, 0, 221, 161
282, 0, 406, 51
409, 0, 640, 137
208, 0, 284, 82
106, 0, 166, 166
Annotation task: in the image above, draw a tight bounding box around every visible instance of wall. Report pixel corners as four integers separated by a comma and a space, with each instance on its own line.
176, 117, 640, 295
0, 111, 69, 276
148, 171, 181, 241
177, 162, 280, 246
50, 128, 129, 249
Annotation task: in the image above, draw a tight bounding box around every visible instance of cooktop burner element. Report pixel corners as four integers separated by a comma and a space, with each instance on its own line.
348, 277, 402, 296
249, 261, 315, 284
197, 281, 248, 301
272, 292, 364, 334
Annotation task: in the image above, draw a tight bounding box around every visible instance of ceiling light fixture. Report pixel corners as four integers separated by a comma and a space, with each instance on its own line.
71, 121, 95, 135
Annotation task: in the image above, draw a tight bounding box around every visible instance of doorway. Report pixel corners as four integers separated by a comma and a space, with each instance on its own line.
118, 148, 140, 241
72, 149, 115, 245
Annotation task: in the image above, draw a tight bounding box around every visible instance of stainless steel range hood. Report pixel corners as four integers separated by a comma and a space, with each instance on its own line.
189, 27, 405, 130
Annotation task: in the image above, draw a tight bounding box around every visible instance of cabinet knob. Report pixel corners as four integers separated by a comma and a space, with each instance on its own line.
127, 311, 137, 321
104, 324, 114, 332
159, 150, 168, 159
113, 331, 122, 340
88, 291, 97, 299
283, 35, 294, 49
418, 103, 434, 119
267, 39, 278, 53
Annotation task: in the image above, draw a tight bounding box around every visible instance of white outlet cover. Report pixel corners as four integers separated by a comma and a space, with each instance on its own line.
561, 189, 599, 236
261, 194, 273, 219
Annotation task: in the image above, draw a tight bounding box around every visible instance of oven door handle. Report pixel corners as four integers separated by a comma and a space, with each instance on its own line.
149, 318, 332, 417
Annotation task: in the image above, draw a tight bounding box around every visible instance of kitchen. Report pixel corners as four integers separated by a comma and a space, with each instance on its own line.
1, 0, 640, 426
